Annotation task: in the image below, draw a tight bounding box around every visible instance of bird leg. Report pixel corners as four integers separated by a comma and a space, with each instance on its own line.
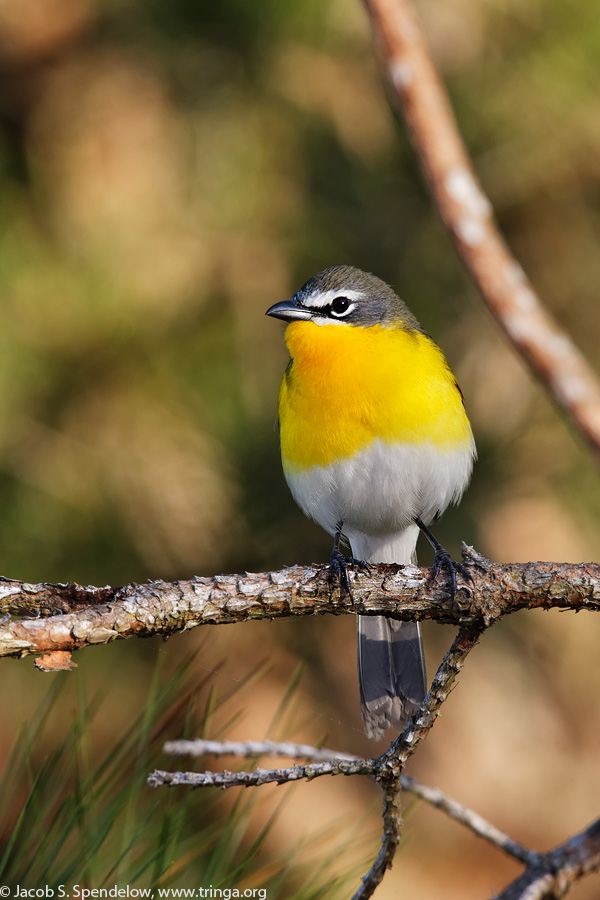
415, 517, 472, 609
329, 520, 370, 597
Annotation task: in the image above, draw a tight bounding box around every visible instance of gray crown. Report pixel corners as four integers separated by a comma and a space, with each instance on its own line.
294, 265, 423, 329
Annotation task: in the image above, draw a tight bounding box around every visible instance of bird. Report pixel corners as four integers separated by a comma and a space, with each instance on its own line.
266, 266, 475, 740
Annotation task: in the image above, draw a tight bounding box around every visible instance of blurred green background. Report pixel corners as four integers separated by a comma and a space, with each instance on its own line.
1, 0, 600, 897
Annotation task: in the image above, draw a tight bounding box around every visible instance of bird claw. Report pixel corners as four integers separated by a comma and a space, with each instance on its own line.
429, 547, 472, 612
329, 549, 370, 598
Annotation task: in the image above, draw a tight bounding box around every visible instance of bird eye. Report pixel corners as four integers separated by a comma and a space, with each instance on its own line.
331, 296, 351, 317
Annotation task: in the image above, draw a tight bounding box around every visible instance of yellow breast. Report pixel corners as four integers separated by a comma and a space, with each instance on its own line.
278, 321, 473, 471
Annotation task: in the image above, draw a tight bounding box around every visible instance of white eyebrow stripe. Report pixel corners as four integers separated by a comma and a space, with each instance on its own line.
302, 288, 364, 309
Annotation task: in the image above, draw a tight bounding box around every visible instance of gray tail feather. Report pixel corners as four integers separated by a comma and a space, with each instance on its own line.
357, 616, 426, 740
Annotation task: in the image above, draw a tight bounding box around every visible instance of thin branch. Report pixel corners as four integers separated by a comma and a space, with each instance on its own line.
495, 818, 600, 900
363, 0, 600, 465
151, 630, 600, 899
401, 776, 539, 867
162, 738, 358, 762
353, 623, 484, 899
379, 623, 484, 773
2, 551, 600, 660
149, 628, 484, 900
353, 780, 402, 900
159, 737, 537, 866
148, 756, 374, 788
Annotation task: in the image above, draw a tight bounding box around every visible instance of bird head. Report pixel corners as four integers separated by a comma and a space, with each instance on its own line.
266, 265, 422, 330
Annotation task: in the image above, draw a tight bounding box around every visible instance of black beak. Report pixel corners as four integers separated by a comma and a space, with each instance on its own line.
265, 300, 313, 322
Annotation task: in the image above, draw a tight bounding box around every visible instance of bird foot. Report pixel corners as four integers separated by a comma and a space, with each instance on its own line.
430, 547, 472, 611
329, 549, 370, 598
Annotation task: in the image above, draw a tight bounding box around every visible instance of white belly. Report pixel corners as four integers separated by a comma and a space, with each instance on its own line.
283, 438, 474, 546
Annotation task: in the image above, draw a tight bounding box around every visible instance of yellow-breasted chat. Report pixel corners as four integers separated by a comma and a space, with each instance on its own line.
266, 266, 475, 739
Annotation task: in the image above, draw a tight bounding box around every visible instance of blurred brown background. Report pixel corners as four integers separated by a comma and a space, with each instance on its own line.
1, 0, 600, 896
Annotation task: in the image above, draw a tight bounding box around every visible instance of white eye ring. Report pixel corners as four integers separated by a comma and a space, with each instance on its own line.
330, 297, 355, 318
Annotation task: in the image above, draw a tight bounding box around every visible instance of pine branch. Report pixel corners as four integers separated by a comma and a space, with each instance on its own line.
400, 776, 539, 867
161, 738, 359, 762
148, 756, 373, 789
352, 624, 483, 899
150, 715, 600, 900
157, 736, 539, 865
149, 624, 485, 900
2, 550, 600, 661
363, 0, 600, 465
495, 818, 600, 900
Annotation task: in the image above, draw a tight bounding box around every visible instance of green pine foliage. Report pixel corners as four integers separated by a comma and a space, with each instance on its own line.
0, 655, 366, 899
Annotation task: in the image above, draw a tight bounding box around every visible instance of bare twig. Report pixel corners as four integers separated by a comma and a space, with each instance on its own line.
162, 738, 358, 762
2, 553, 600, 661
353, 623, 484, 899
354, 780, 402, 900
149, 628, 484, 900
160, 737, 537, 865
401, 776, 539, 867
495, 818, 600, 900
363, 0, 600, 465
150, 630, 600, 900
148, 756, 373, 788
153, 735, 549, 873
151, 626, 491, 899
380, 623, 483, 772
